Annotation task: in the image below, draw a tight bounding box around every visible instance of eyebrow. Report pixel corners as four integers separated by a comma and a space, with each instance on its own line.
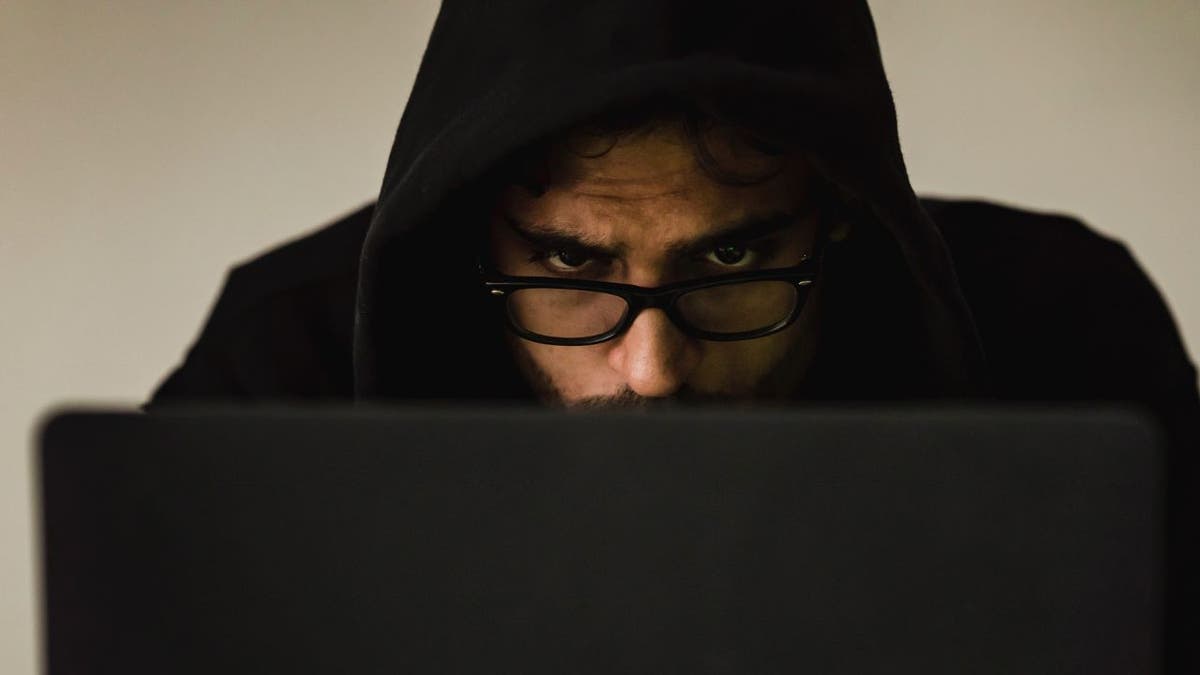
502, 211, 804, 259
668, 211, 803, 258
502, 217, 627, 258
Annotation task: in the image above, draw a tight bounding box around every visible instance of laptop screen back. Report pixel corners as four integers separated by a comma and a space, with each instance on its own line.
38, 405, 1163, 674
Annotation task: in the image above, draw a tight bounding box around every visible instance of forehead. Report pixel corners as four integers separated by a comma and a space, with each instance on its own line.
496, 123, 811, 238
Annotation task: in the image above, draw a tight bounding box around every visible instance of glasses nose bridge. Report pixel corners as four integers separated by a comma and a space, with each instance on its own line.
630, 285, 678, 310
621, 286, 685, 333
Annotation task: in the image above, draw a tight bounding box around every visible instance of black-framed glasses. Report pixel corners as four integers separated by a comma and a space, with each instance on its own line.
481, 256, 820, 346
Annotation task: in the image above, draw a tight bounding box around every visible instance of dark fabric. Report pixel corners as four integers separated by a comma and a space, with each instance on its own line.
145, 198, 1199, 426
145, 0, 1199, 670
147, 204, 367, 404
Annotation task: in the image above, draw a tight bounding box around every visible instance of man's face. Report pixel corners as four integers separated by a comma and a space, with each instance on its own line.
488, 122, 822, 407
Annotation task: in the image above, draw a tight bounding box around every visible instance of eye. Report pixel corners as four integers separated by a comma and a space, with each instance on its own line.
549, 249, 590, 269
708, 243, 749, 267
528, 247, 598, 274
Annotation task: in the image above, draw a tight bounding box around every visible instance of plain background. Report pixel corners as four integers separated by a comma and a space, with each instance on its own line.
2, 1, 1196, 671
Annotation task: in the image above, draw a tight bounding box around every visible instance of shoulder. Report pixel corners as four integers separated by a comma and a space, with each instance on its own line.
920, 197, 1134, 330
207, 202, 372, 329
919, 196, 1197, 402
920, 196, 1123, 272
920, 196, 1140, 318
146, 203, 373, 405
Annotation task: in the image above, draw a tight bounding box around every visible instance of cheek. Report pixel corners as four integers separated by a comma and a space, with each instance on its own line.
700, 345, 770, 385
512, 339, 618, 396
694, 325, 805, 392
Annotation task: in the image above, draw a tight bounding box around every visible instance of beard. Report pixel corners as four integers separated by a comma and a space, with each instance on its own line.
507, 337, 802, 411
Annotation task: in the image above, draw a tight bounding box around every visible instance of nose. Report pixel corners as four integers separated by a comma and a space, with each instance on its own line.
606, 308, 702, 398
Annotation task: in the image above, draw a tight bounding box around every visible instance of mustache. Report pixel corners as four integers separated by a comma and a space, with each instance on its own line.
564, 387, 728, 411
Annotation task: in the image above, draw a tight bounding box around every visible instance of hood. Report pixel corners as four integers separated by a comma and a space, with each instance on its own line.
353, 0, 989, 401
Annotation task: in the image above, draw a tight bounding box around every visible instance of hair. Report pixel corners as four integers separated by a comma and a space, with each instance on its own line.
490, 93, 803, 196
480, 92, 855, 231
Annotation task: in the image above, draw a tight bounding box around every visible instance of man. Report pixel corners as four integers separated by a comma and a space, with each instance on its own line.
145, 0, 1198, 668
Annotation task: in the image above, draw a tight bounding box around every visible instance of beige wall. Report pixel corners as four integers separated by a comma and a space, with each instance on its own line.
2, 1, 1195, 671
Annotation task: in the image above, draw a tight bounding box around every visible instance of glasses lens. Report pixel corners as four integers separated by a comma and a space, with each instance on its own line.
676, 280, 801, 334
506, 288, 629, 339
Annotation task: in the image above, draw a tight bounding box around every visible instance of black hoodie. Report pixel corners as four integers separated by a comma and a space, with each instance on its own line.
146, 0, 1198, 669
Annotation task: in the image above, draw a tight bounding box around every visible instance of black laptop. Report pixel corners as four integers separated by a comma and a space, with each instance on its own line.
37, 404, 1164, 674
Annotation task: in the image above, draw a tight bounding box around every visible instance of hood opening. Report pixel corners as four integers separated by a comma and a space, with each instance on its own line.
353, 2, 988, 401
